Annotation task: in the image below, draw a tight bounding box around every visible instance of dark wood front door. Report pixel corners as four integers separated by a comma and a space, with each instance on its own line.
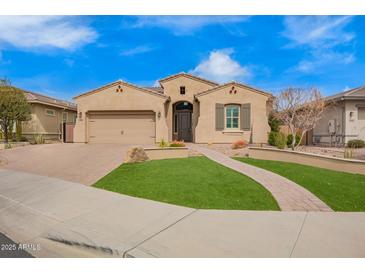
177, 112, 192, 142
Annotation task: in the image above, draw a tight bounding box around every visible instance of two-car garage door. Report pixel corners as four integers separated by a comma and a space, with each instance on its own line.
88, 111, 156, 144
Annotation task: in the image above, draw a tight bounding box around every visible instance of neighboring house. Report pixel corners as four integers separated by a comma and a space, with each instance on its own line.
313, 85, 365, 146
73, 73, 273, 144
22, 90, 77, 141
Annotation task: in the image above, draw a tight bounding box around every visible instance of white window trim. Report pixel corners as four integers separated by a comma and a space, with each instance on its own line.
45, 108, 56, 117
224, 105, 240, 130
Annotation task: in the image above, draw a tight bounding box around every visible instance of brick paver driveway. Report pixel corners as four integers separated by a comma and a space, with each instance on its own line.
0, 143, 130, 185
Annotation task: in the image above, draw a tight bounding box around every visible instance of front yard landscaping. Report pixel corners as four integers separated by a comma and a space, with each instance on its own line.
235, 157, 365, 211
93, 157, 279, 210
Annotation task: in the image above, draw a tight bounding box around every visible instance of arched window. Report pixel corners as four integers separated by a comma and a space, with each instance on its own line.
225, 105, 240, 129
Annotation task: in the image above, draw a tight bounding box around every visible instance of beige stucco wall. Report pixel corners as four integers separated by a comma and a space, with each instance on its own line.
195, 84, 271, 144
74, 83, 169, 143
22, 103, 76, 140
344, 100, 365, 143
249, 147, 365, 175
160, 75, 216, 141
313, 102, 345, 144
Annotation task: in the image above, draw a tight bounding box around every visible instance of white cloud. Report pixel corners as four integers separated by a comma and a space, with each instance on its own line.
283, 16, 354, 48
129, 16, 249, 35
0, 16, 97, 51
120, 45, 156, 56
190, 49, 250, 83
295, 51, 355, 73
283, 16, 355, 73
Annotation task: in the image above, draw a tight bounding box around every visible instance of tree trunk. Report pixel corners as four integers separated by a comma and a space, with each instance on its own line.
3, 122, 9, 144
290, 127, 296, 151
295, 130, 307, 150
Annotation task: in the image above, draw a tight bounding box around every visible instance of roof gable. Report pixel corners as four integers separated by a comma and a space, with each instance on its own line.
195, 81, 273, 98
158, 72, 219, 87
326, 85, 365, 101
73, 80, 169, 100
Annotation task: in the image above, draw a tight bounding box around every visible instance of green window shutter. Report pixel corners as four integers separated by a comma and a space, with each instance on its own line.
215, 103, 224, 131
241, 103, 251, 130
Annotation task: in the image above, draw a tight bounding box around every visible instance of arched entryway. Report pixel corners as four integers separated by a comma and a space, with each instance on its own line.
173, 101, 193, 142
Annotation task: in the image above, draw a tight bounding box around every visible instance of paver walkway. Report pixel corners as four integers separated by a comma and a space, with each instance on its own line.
1, 169, 364, 258
187, 144, 332, 212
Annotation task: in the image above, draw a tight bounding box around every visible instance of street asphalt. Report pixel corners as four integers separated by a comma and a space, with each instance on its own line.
0, 232, 33, 258
1, 168, 365, 258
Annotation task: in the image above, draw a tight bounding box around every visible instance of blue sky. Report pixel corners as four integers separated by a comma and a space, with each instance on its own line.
0, 15, 364, 101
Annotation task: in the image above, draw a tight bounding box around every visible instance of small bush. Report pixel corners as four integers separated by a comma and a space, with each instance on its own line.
170, 140, 185, 147
287, 134, 301, 146
275, 132, 287, 149
33, 134, 45, 144
231, 139, 247, 149
4, 143, 12, 149
347, 139, 365, 148
16, 121, 22, 141
158, 139, 168, 148
344, 147, 353, 159
19, 136, 28, 142
268, 113, 282, 132
268, 131, 278, 146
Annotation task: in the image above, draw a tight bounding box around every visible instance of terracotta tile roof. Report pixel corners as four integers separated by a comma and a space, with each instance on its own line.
143, 86, 164, 94
195, 81, 273, 98
73, 80, 169, 99
325, 85, 365, 101
158, 72, 219, 87
17, 88, 76, 110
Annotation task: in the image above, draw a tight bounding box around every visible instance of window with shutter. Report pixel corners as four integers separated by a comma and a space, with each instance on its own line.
225, 105, 240, 129
241, 103, 251, 130
215, 104, 224, 131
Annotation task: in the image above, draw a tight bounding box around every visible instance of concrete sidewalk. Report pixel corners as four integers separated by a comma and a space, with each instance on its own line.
0, 169, 364, 258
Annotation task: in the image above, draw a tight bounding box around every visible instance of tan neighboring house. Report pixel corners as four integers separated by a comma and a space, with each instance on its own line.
22, 91, 77, 141
313, 85, 365, 146
73, 73, 273, 145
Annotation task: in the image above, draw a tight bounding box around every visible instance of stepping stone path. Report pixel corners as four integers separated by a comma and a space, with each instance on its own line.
188, 144, 333, 212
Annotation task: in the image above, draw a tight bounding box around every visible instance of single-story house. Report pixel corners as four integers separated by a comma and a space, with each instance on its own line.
22, 90, 77, 141
73, 72, 273, 144
313, 85, 365, 146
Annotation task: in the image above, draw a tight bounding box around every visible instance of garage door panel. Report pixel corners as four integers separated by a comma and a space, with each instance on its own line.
88, 112, 156, 144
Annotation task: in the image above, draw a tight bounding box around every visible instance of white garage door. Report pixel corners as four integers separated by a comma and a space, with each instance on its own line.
88, 112, 156, 144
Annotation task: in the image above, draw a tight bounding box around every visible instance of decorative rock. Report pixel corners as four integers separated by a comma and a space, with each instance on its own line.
125, 146, 149, 163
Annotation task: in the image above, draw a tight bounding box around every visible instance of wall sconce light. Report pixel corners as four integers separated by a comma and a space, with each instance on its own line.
349, 111, 355, 121
157, 111, 161, 119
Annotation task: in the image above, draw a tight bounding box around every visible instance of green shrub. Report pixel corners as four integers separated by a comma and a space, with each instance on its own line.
268, 113, 282, 132
287, 134, 301, 146
19, 136, 28, 142
275, 132, 287, 149
4, 143, 12, 149
15, 121, 22, 141
268, 131, 278, 146
33, 134, 45, 144
170, 140, 185, 147
158, 139, 168, 148
347, 139, 365, 148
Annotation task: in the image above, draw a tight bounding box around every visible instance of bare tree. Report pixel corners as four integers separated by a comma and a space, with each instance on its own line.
274, 87, 325, 150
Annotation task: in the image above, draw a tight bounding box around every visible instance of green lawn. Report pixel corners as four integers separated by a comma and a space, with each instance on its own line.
93, 157, 279, 210
235, 157, 365, 212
